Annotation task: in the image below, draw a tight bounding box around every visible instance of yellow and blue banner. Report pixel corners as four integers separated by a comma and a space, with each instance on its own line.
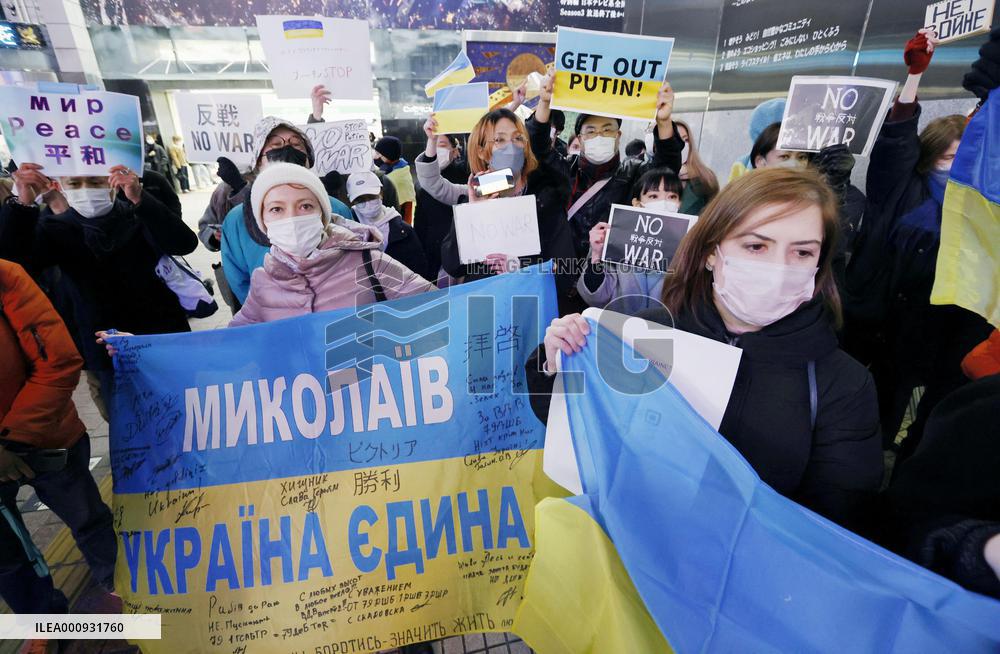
552, 27, 673, 121
432, 82, 490, 135
425, 51, 477, 98
109, 265, 560, 653
515, 319, 1000, 652
282, 19, 323, 39
931, 87, 1000, 327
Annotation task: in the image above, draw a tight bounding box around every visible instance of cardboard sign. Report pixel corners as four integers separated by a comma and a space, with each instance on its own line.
173, 93, 262, 168
432, 83, 490, 135
601, 204, 694, 272
453, 195, 541, 264
298, 119, 373, 177
0, 83, 142, 177
256, 15, 373, 100
777, 76, 897, 158
552, 27, 673, 121
925, 0, 994, 44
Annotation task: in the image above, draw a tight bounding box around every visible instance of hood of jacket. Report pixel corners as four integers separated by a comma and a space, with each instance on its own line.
674, 296, 840, 366
251, 116, 314, 171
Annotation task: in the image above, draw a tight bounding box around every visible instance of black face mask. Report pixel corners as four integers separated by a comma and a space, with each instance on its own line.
265, 145, 309, 167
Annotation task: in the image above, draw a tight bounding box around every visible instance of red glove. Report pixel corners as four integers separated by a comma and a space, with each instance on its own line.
905, 31, 934, 75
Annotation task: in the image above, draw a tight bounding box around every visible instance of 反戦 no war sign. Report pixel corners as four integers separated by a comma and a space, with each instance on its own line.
0, 83, 143, 176
601, 204, 695, 272
777, 76, 897, 158
173, 93, 263, 169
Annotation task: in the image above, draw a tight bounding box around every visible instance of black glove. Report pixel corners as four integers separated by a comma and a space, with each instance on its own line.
812, 144, 854, 201
963, 27, 1000, 101
320, 170, 344, 199
216, 156, 246, 193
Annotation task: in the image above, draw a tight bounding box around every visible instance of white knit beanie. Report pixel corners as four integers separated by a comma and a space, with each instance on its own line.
250, 162, 332, 234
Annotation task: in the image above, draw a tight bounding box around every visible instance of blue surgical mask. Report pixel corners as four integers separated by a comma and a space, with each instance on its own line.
489, 143, 525, 176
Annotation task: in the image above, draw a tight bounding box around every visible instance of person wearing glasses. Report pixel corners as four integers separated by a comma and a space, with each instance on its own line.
527, 74, 685, 263
415, 108, 577, 313
217, 117, 354, 305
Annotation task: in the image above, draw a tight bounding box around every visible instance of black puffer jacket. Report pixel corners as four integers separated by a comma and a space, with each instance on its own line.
0, 185, 197, 370
525, 114, 685, 259
525, 298, 883, 529
414, 157, 469, 282
440, 160, 576, 312
381, 214, 429, 281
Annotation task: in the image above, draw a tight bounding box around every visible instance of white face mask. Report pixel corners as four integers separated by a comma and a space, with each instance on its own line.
582, 135, 617, 164
712, 247, 817, 328
643, 199, 680, 214
775, 158, 807, 170
436, 147, 452, 169
643, 132, 655, 155
266, 213, 324, 258
353, 198, 384, 222
935, 161, 952, 173
63, 187, 114, 218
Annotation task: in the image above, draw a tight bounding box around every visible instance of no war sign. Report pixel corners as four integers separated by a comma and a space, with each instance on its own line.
552, 27, 673, 121
174, 93, 263, 169
0, 84, 143, 176
601, 204, 694, 272
777, 76, 897, 158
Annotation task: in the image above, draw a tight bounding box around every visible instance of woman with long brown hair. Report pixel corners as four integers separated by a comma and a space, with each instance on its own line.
415, 107, 576, 308
673, 119, 719, 215
528, 167, 883, 530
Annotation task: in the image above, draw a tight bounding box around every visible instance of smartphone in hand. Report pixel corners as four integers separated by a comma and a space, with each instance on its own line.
471, 169, 514, 197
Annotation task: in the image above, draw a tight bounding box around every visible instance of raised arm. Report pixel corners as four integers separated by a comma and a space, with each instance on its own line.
416, 116, 467, 206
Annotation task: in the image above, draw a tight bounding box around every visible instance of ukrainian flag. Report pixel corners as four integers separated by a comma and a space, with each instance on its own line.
282, 19, 324, 39
514, 320, 1000, 652
931, 87, 1000, 327
432, 82, 489, 135
425, 51, 476, 98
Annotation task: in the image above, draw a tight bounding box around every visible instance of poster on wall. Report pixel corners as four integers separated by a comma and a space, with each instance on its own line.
174, 93, 262, 168
464, 31, 556, 109
0, 83, 143, 176
777, 76, 897, 157
256, 15, 373, 100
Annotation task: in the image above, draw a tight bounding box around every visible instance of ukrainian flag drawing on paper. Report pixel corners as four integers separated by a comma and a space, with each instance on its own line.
931, 86, 1000, 327
433, 82, 490, 135
425, 51, 476, 98
514, 319, 1000, 653
108, 266, 562, 654
283, 19, 324, 39
552, 27, 673, 121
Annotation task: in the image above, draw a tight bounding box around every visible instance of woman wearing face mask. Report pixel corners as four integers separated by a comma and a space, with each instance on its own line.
673, 119, 719, 215
415, 109, 577, 311
216, 118, 354, 306
229, 164, 434, 327
413, 134, 469, 285
347, 171, 428, 280
528, 168, 883, 530
578, 168, 683, 315
843, 29, 992, 456
749, 123, 812, 170
1, 163, 197, 414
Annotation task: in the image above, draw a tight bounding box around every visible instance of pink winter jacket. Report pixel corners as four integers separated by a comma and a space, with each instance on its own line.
229, 221, 435, 327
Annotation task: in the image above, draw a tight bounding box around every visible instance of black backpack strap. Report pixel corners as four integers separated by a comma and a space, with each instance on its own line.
361, 248, 388, 303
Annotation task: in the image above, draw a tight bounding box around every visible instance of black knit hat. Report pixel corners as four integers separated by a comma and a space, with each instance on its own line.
374, 136, 402, 162
574, 113, 622, 136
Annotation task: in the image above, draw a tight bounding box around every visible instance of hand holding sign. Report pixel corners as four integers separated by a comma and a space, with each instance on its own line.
311, 84, 332, 122
655, 81, 675, 139
12, 162, 48, 205
109, 164, 142, 205
905, 29, 939, 75
589, 222, 610, 264
543, 314, 590, 374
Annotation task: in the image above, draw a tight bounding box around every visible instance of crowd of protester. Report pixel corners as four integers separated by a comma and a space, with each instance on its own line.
1, 26, 999, 652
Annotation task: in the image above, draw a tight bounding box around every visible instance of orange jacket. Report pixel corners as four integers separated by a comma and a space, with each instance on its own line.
962, 329, 1000, 381
0, 259, 85, 449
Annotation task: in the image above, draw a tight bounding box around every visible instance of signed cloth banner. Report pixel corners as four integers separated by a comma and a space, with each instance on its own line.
256, 15, 373, 100
109, 265, 560, 654
777, 76, 896, 158
299, 119, 374, 177
552, 27, 673, 121
174, 93, 263, 168
0, 83, 142, 176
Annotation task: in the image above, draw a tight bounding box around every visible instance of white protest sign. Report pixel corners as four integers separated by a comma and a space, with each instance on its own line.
925, 0, 994, 44
256, 15, 373, 100
0, 83, 143, 177
777, 76, 897, 158
298, 119, 373, 176
543, 308, 743, 494
173, 93, 262, 168
453, 195, 541, 264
